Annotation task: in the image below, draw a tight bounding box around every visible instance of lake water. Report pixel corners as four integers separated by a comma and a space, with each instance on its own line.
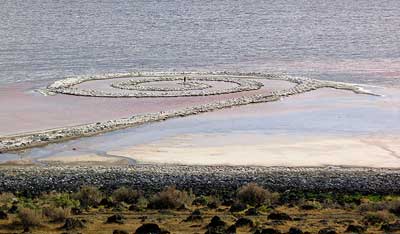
1, 0, 399, 86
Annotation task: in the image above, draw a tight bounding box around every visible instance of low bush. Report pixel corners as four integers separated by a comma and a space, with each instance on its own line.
237, 183, 272, 207
73, 186, 103, 209
363, 211, 395, 225
18, 208, 42, 228
43, 193, 80, 209
42, 206, 70, 222
136, 197, 149, 210
0, 192, 16, 204
112, 187, 141, 204
207, 196, 221, 209
300, 200, 323, 210
148, 186, 194, 209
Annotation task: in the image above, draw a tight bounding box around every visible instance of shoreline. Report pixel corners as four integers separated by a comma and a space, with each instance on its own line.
1, 164, 400, 195
0, 72, 376, 153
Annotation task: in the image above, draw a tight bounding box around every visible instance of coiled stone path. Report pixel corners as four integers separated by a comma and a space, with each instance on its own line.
0, 72, 377, 153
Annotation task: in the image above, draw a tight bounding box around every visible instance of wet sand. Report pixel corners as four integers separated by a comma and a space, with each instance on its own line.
108, 133, 400, 168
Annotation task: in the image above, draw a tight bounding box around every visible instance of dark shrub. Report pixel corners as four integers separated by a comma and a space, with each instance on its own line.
148, 186, 194, 210
237, 183, 271, 206
73, 186, 102, 209
112, 187, 141, 204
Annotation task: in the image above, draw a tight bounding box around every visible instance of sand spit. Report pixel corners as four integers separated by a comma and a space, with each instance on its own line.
0, 72, 376, 153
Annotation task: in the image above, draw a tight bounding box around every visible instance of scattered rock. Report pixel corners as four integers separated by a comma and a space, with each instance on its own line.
206, 216, 227, 234
319, 219, 328, 225
381, 221, 400, 232
184, 209, 203, 222
230, 202, 247, 212
267, 212, 292, 221
60, 218, 86, 230
207, 200, 220, 209
318, 228, 336, 234
99, 198, 114, 208
71, 208, 82, 215
135, 223, 169, 234
192, 196, 208, 206
129, 204, 140, 211
300, 204, 315, 210
345, 225, 366, 233
8, 205, 18, 214
178, 204, 189, 211
234, 217, 253, 227
257, 228, 281, 234
226, 225, 237, 234
336, 219, 355, 225
288, 227, 303, 234
106, 214, 125, 224
0, 210, 8, 220
222, 199, 235, 207
113, 230, 129, 234
245, 208, 259, 216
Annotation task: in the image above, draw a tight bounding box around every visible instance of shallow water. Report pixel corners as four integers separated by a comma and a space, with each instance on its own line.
3, 86, 399, 164
1, 0, 399, 86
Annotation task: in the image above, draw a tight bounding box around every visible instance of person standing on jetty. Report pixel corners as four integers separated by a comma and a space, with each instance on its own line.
183, 76, 187, 86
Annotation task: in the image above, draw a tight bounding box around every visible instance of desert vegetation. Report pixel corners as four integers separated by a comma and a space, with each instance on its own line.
0, 183, 400, 233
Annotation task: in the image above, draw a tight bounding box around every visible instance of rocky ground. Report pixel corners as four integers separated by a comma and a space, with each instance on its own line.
1, 165, 400, 195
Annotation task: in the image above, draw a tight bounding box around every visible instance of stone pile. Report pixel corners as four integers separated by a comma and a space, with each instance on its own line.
0, 165, 399, 196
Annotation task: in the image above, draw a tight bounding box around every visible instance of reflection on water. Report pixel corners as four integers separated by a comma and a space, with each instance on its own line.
2, 86, 399, 162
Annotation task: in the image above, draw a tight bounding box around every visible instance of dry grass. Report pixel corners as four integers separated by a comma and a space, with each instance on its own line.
111, 187, 141, 204
0, 204, 388, 234
237, 183, 273, 206
17, 208, 42, 228
148, 186, 195, 210
73, 186, 103, 209
42, 206, 70, 223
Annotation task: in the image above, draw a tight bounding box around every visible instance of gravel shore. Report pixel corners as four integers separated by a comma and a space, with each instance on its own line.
1, 165, 399, 196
